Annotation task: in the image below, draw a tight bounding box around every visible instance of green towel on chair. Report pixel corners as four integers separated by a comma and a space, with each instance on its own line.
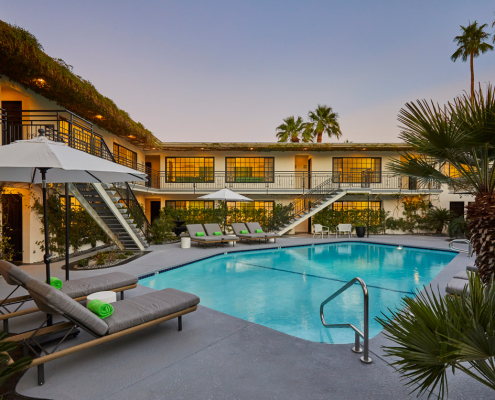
240, 230, 248, 234
87, 299, 114, 319
255, 229, 263, 233
196, 232, 205, 237
46, 277, 63, 290
213, 232, 222, 235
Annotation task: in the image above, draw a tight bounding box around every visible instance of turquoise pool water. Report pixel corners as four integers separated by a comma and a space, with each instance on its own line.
140, 243, 456, 344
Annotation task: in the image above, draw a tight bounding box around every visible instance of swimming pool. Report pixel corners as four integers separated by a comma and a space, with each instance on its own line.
140, 243, 456, 344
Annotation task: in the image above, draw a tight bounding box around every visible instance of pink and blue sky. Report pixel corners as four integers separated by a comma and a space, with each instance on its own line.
2, 0, 495, 143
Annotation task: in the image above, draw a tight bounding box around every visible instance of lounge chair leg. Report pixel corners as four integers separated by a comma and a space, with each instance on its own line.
178, 316, 182, 331
3, 319, 8, 334
121, 291, 124, 300
38, 364, 44, 386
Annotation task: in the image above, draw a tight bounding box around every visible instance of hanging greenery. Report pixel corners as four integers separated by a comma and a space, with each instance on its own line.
0, 20, 160, 149
33, 189, 107, 257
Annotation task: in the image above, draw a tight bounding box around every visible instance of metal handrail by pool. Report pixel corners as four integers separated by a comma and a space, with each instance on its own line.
449, 239, 473, 256
320, 277, 372, 363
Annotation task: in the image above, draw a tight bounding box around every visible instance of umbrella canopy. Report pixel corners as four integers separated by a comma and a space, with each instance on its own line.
198, 188, 252, 234
0, 135, 147, 288
198, 188, 253, 202
0, 136, 146, 183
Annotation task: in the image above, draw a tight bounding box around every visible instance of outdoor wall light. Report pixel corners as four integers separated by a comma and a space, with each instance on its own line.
250, 147, 254, 150
95, 115, 103, 119
127, 135, 136, 139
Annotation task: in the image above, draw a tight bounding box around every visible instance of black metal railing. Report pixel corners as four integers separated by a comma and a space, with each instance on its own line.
130, 170, 441, 193
0, 109, 150, 238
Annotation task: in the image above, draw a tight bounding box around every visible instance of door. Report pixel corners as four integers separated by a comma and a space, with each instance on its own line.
450, 201, 465, 218
2, 101, 23, 145
2, 194, 23, 261
150, 201, 161, 223
295, 156, 309, 191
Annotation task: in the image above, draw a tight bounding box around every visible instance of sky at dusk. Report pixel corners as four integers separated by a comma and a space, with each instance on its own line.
2, 1, 495, 143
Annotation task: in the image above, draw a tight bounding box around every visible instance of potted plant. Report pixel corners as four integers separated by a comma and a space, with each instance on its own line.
355, 222, 366, 238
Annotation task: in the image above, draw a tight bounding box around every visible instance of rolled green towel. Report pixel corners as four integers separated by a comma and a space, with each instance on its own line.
240, 230, 248, 234
87, 299, 114, 319
255, 229, 263, 233
45, 277, 63, 290
213, 232, 221, 235
196, 232, 205, 237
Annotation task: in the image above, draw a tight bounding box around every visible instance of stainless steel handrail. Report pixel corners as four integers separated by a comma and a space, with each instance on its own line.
449, 239, 473, 256
320, 277, 372, 363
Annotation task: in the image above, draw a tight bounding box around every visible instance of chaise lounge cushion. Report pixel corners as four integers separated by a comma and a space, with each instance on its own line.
445, 278, 470, 296
0, 261, 33, 286
245, 222, 279, 237
104, 288, 200, 334
203, 224, 239, 241
454, 270, 469, 280
26, 279, 109, 336
467, 263, 479, 272
61, 272, 138, 298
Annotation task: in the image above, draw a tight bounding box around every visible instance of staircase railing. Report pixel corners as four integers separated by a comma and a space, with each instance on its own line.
271, 176, 341, 231
0, 109, 150, 239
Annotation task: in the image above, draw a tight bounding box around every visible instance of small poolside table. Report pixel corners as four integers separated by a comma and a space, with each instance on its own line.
86, 291, 117, 306
181, 236, 191, 249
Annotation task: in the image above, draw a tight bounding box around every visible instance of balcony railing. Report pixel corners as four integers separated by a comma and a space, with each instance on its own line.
132, 170, 441, 193
0, 109, 150, 237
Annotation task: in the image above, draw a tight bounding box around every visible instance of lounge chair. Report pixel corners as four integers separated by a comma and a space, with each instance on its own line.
186, 224, 224, 248
245, 222, 280, 241
0, 260, 138, 333
231, 223, 269, 243
466, 261, 478, 272
9, 279, 199, 385
203, 223, 239, 246
336, 224, 352, 238
313, 224, 329, 238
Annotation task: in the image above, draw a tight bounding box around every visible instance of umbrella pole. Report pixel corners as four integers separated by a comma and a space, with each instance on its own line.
224, 201, 227, 235
65, 183, 70, 281
40, 168, 53, 326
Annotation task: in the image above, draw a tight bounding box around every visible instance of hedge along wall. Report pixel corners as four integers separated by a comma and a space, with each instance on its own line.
0, 20, 160, 149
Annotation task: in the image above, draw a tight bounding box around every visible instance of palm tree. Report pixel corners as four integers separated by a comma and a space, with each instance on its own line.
451, 21, 493, 98
275, 116, 311, 143
388, 84, 495, 283
307, 105, 342, 143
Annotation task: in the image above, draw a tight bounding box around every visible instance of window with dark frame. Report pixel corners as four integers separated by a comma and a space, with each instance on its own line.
332, 157, 381, 183
225, 157, 274, 183
113, 143, 137, 169
165, 158, 214, 183
332, 201, 381, 211
226, 201, 274, 212
165, 200, 215, 209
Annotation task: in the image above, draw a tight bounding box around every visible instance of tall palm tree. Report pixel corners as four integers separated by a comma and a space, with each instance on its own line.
388, 84, 495, 283
276, 116, 311, 143
451, 21, 493, 98
307, 105, 342, 143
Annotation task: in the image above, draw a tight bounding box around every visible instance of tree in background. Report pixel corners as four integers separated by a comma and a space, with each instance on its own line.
275, 116, 311, 143
307, 104, 342, 143
451, 21, 493, 98
388, 85, 495, 283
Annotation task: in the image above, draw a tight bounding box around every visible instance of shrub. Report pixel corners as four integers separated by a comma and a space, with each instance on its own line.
425, 207, 451, 234
448, 216, 469, 239
77, 258, 88, 268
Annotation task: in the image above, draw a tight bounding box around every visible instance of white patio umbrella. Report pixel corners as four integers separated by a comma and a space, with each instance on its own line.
0, 133, 147, 285
198, 188, 252, 234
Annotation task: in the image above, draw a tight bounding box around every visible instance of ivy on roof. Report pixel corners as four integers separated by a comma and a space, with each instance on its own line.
0, 20, 160, 148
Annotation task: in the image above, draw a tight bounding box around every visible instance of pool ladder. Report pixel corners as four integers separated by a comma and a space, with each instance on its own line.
320, 277, 372, 363
449, 239, 473, 256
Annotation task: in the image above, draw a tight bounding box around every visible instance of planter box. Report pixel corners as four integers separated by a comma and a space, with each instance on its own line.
355, 226, 366, 238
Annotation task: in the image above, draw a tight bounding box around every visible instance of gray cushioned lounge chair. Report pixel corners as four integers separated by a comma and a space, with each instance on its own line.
186, 224, 223, 248
231, 223, 268, 243
203, 223, 239, 246
245, 222, 280, 241
454, 270, 469, 280
466, 261, 478, 272
0, 260, 138, 332
446, 278, 470, 295
11, 279, 199, 385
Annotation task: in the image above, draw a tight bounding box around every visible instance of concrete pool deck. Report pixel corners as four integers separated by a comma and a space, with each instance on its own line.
2, 235, 490, 399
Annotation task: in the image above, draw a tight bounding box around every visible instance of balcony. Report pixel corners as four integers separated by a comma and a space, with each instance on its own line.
131, 170, 442, 195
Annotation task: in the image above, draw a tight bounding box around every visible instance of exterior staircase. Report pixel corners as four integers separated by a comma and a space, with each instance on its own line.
70, 182, 148, 250
275, 178, 348, 235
